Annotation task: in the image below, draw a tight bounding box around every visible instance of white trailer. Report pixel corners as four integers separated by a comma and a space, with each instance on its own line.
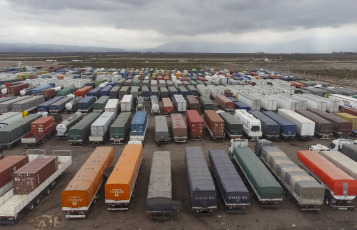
207, 85, 222, 99
256, 85, 273, 95
0, 150, 72, 224
105, 99, 119, 116
278, 109, 315, 140
251, 94, 276, 111
197, 85, 210, 98
234, 109, 262, 140
0, 112, 23, 128
228, 139, 248, 155
173, 95, 186, 113
329, 94, 357, 109
293, 94, 327, 111
270, 94, 298, 110
89, 112, 116, 144
237, 93, 261, 110
121, 95, 133, 112
288, 95, 308, 110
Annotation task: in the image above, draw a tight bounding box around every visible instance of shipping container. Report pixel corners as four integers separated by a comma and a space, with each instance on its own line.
75, 86, 93, 98
37, 96, 63, 112
119, 86, 130, 99
31, 85, 53, 95
204, 110, 225, 140
162, 98, 174, 115
320, 150, 357, 180
178, 86, 188, 98
56, 112, 83, 139
335, 113, 357, 130
110, 112, 132, 144
62, 147, 114, 218
160, 87, 169, 98
293, 94, 327, 112
40, 88, 56, 100
295, 109, 333, 138
171, 113, 187, 143
141, 85, 150, 99
209, 149, 250, 212
0, 96, 31, 113
237, 93, 261, 110
68, 112, 101, 145
124, 79, 133, 86
49, 96, 72, 113
105, 99, 119, 116
12, 95, 45, 112
130, 111, 148, 142
89, 112, 116, 144
0, 112, 23, 129
21, 116, 56, 148
147, 151, 172, 218
105, 144, 142, 210
187, 85, 198, 96
100, 85, 113, 97
130, 86, 139, 98
121, 95, 133, 112
341, 107, 357, 117
269, 94, 298, 110
0, 156, 28, 197
155, 116, 170, 145
215, 95, 235, 113
7, 83, 29, 96
234, 109, 262, 140
341, 144, 357, 162
77, 96, 96, 113
109, 85, 120, 99
87, 87, 103, 98
186, 110, 203, 140
93, 96, 109, 112
150, 86, 160, 98
255, 95, 277, 111
298, 150, 357, 210
197, 85, 210, 98
13, 156, 58, 194
249, 111, 280, 139
278, 109, 315, 140
218, 112, 243, 138
185, 147, 217, 212
232, 147, 283, 207
198, 96, 214, 111
168, 86, 178, 99
173, 95, 186, 112
57, 87, 75, 97
254, 141, 324, 210
115, 79, 125, 87
186, 95, 200, 111
309, 109, 352, 136
262, 111, 296, 139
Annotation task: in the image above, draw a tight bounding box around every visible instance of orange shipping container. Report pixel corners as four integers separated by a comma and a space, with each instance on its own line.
105, 144, 143, 209
62, 147, 114, 215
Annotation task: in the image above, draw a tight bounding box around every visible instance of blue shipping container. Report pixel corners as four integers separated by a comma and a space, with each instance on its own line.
235, 101, 250, 110
49, 96, 73, 112
100, 85, 113, 97
78, 96, 96, 110
178, 86, 188, 98
31, 85, 53, 95
262, 111, 296, 137
87, 87, 103, 97
249, 111, 280, 138
131, 111, 148, 136
37, 96, 63, 112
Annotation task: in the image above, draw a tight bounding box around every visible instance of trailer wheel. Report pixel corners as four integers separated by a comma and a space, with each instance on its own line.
27, 202, 35, 211
45, 187, 51, 195
36, 197, 40, 205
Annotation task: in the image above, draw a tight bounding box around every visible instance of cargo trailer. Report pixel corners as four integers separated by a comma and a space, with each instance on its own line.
218, 112, 243, 139
65, 97, 81, 113
7, 83, 29, 96
186, 95, 200, 111
249, 111, 280, 139
204, 110, 225, 140
77, 96, 96, 113
0, 96, 31, 113
329, 94, 357, 108
141, 85, 150, 99
160, 87, 169, 98
31, 85, 53, 95
105, 99, 119, 116
12, 95, 45, 113
121, 95, 133, 112
209, 149, 250, 213
335, 113, 357, 130
262, 111, 296, 140
93, 96, 109, 113
168, 86, 178, 99
150, 86, 160, 98
231, 147, 283, 207
63, 147, 113, 218
119, 86, 130, 99
110, 112, 131, 144
341, 107, 357, 117
136, 96, 145, 112
150, 95, 160, 114
56, 87, 75, 97
37, 96, 63, 112
56, 112, 83, 139
0, 156, 28, 197
162, 98, 174, 115
87, 87, 103, 98
109, 86, 120, 99
40, 88, 56, 100
269, 94, 298, 110
171, 113, 187, 143
341, 144, 357, 162
155, 116, 170, 145
237, 93, 261, 110
234, 109, 262, 140
130, 86, 139, 99
278, 109, 315, 140
254, 140, 324, 210
147, 151, 173, 219
197, 85, 210, 98
130, 111, 148, 142
187, 85, 198, 96
100, 85, 113, 97
49, 97, 72, 114
186, 110, 203, 140
105, 144, 142, 210
215, 95, 235, 112
296, 109, 333, 139
68, 112, 101, 145
0, 112, 23, 129
198, 96, 214, 110
21, 116, 56, 148
115, 79, 125, 87
173, 95, 186, 112
0, 151, 71, 224
293, 94, 327, 112
309, 109, 352, 136
319, 150, 357, 180
0, 114, 42, 149
298, 150, 357, 210
185, 147, 217, 212
89, 112, 116, 145
178, 86, 188, 98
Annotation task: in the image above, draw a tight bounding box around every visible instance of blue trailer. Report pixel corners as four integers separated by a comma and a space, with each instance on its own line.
109, 86, 120, 99
186, 147, 217, 213
49, 97, 72, 113
31, 85, 53, 95
227, 96, 238, 103
87, 87, 103, 97
130, 111, 148, 142
178, 86, 189, 98
150, 86, 160, 98
168, 86, 178, 99
235, 101, 250, 110
262, 111, 296, 140
141, 85, 150, 99
100, 85, 113, 97
209, 149, 250, 213
249, 111, 280, 140
37, 96, 63, 112
77, 96, 96, 113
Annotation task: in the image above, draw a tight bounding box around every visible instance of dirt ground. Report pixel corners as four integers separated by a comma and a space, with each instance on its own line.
2, 102, 357, 230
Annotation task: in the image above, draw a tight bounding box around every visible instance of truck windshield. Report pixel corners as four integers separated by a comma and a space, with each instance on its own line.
251, 126, 260, 132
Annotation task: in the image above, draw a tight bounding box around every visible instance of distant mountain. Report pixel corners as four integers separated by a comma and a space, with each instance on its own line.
0, 43, 126, 53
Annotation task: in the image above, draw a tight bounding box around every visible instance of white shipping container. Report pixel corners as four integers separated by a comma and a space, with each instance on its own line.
288, 95, 308, 110
197, 85, 210, 98
252, 94, 277, 111
105, 99, 119, 115
293, 94, 327, 112
278, 109, 315, 138
0, 112, 23, 128
329, 94, 357, 108
234, 109, 262, 139
90, 111, 116, 138
237, 93, 261, 110
173, 95, 186, 112
121, 95, 133, 112
270, 94, 298, 110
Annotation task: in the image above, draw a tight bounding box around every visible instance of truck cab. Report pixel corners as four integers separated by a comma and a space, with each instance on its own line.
308, 144, 330, 153
329, 139, 357, 151
228, 139, 248, 156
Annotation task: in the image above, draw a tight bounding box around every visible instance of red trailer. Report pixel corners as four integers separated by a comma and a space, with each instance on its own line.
186, 95, 200, 111
162, 98, 174, 115
171, 113, 187, 143
21, 116, 56, 148
75, 86, 93, 98
7, 83, 30, 96
215, 95, 235, 113
341, 107, 357, 117
298, 150, 357, 210
0, 156, 28, 196
186, 110, 203, 140
204, 110, 225, 140
41, 88, 56, 100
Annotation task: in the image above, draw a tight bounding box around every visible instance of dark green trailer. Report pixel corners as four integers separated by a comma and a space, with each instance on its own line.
232, 147, 283, 207
110, 112, 132, 144
93, 96, 110, 112
218, 112, 243, 139
67, 112, 101, 145
56, 87, 76, 96
199, 96, 214, 111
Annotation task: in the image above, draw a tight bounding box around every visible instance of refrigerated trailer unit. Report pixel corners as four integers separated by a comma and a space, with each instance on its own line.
234, 109, 262, 140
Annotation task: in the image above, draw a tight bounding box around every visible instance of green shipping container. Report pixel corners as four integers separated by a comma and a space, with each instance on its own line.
68, 112, 101, 143
95, 79, 107, 87
110, 112, 132, 143
233, 147, 283, 200
189, 80, 197, 87
196, 80, 204, 85
93, 96, 109, 112
218, 112, 243, 137
57, 87, 76, 96
133, 80, 141, 87
0, 114, 42, 146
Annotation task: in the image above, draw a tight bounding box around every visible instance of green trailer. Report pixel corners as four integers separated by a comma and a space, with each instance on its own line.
95, 79, 107, 87
218, 112, 243, 138
189, 80, 197, 87
57, 87, 76, 96
110, 112, 132, 144
0, 114, 42, 149
232, 147, 283, 207
93, 96, 110, 112
196, 80, 204, 85
67, 112, 101, 145
133, 79, 141, 87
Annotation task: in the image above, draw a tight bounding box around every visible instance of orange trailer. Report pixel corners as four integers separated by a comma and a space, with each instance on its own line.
62, 147, 114, 218
105, 143, 143, 210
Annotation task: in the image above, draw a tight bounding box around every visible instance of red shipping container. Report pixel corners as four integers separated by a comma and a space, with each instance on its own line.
31, 116, 55, 136
8, 83, 29, 95
186, 95, 200, 111
75, 86, 93, 98
297, 150, 357, 196
13, 156, 58, 195
186, 110, 203, 139
171, 113, 187, 142
341, 107, 357, 117
204, 110, 225, 138
41, 88, 56, 99
0, 156, 28, 188
215, 95, 235, 112
164, 76, 169, 81
162, 98, 174, 115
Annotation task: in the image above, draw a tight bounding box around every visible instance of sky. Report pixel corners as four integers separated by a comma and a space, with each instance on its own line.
1, 0, 357, 52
